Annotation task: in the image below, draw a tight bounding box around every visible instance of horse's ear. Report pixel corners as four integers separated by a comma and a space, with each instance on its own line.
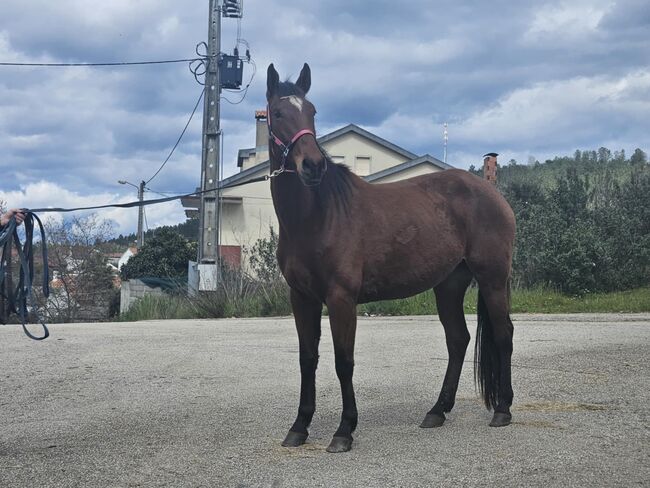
296, 63, 311, 95
267, 63, 279, 100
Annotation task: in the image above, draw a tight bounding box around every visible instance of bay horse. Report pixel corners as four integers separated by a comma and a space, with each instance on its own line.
267, 63, 516, 453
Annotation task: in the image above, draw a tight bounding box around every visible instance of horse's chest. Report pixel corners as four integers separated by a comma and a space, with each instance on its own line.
279, 252, 324, 296
282, 259, 310, 288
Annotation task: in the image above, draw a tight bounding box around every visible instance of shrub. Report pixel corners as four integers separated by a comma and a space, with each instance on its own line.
121, 228, 196, 280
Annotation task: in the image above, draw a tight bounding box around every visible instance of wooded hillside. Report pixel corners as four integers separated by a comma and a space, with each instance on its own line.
470, 147, 649, 294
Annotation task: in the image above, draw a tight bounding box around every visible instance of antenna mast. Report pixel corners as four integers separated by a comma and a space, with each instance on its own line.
443, 122, 448, 164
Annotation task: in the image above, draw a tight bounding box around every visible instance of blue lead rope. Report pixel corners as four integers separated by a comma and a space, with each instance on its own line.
0, 212, 50, 340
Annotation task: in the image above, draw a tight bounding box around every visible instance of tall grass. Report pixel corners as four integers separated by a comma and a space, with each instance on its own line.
358, 286, 650, 315
119, 284, 650, 321
509, 286, 650, 313
192, 279, 291, 318
119, 278, 291, 322
118, 294, 198, 321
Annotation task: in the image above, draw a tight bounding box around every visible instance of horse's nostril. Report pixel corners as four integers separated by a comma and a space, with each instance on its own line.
303, 159, 324, 174
302, 159, 318, 174
300, 159, 325, 184
303, 159, 315, 169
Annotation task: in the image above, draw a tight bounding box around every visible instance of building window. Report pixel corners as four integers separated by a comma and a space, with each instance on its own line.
331, 155, 345, 165
355, 156, 371, 176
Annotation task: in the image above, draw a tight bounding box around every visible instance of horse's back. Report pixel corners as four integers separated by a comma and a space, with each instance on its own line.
414, 169, 514, 232
366, 168, 515, 266
369, 168, 514, 234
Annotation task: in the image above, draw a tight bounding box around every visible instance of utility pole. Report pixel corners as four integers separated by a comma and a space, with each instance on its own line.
119, 179, 146, 248
192, 0, 222, 292
189, 0, 243, 293
137, 180, 145, 248
198, 0, 221, 268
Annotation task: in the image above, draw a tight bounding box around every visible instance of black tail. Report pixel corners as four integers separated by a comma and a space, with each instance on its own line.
474, 291, 500, 410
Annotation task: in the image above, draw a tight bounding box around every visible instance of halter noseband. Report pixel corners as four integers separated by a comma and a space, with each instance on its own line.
267, 101, 320, 178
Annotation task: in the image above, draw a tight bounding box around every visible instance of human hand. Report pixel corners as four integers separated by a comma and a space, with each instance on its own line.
0, 208, 26, 227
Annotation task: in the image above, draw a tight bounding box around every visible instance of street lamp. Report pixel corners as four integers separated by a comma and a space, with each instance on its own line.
118, 180, 145, 248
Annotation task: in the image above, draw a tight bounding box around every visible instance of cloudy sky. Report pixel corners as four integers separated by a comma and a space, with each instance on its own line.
1, 0, 648, 235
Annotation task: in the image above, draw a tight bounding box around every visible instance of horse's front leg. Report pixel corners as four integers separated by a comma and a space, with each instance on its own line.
325, 287, 358, 453
282, 288, 322, 447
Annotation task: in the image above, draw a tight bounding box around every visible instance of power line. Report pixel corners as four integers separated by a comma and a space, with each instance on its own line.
146, 89, 204, 185
0, 57, 206, 67
143, 187, 172, 198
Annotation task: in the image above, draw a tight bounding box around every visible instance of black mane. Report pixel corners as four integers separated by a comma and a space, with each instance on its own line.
316, 149, 354, 215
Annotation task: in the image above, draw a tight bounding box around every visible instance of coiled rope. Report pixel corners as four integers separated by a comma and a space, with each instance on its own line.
0, 212, 50, 340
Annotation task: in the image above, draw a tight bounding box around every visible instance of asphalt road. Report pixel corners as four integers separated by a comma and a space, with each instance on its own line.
1, 314, 649, 487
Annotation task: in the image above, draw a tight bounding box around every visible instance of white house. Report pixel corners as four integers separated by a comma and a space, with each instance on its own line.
183, 111, 452, 268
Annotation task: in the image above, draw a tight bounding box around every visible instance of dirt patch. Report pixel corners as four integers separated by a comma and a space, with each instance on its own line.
270, 441, 325, 459
512, 420, 563, 429
515, 401, 607, 412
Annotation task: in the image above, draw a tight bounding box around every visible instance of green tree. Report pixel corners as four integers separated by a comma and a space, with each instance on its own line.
502, 160, 650, 295
597, 147, 611, 164
120, 228, 196, 280
630, 148, 647, 165
552, 168, 589, 220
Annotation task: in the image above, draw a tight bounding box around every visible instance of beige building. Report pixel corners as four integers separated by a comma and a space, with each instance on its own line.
184, 112, 452, 268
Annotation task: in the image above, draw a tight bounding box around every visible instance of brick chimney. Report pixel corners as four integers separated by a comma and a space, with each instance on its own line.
483, 152, 498, 184
255, 110, 268, 154
238, 110, 269, 170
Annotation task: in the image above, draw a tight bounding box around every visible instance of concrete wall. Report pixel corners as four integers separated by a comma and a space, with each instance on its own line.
120, 279, 166, 314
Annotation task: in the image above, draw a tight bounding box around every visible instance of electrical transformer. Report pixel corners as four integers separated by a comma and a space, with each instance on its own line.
219, 54, 243, 89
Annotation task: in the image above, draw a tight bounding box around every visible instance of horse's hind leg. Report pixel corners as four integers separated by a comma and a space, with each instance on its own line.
282, 288, 323, 447
465, 222, 515, 426
474, 281, 514, 427
421, 261, 473, 428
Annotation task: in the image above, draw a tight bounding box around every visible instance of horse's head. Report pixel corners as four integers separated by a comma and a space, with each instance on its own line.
266, 63, 327, 186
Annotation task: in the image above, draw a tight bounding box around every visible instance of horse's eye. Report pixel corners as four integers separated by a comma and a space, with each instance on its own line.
273, 110, 282, 119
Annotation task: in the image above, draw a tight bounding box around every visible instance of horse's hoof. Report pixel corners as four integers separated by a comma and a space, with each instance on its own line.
326, 436, 353, 453
281, 430, 308, 447
489, 412, 512, 427
420, 413, 445, 428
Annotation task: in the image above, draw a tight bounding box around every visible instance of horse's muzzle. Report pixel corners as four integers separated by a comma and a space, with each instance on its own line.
300, 158, 327, 186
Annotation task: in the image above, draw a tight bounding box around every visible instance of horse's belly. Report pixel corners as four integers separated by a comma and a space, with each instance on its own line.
358, 250, 461, 303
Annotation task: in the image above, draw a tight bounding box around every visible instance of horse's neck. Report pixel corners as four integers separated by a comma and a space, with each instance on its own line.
271, 172, 320, 234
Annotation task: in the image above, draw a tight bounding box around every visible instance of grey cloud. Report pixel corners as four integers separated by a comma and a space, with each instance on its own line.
599, 0, 650, 31
0, 0, 648, 232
